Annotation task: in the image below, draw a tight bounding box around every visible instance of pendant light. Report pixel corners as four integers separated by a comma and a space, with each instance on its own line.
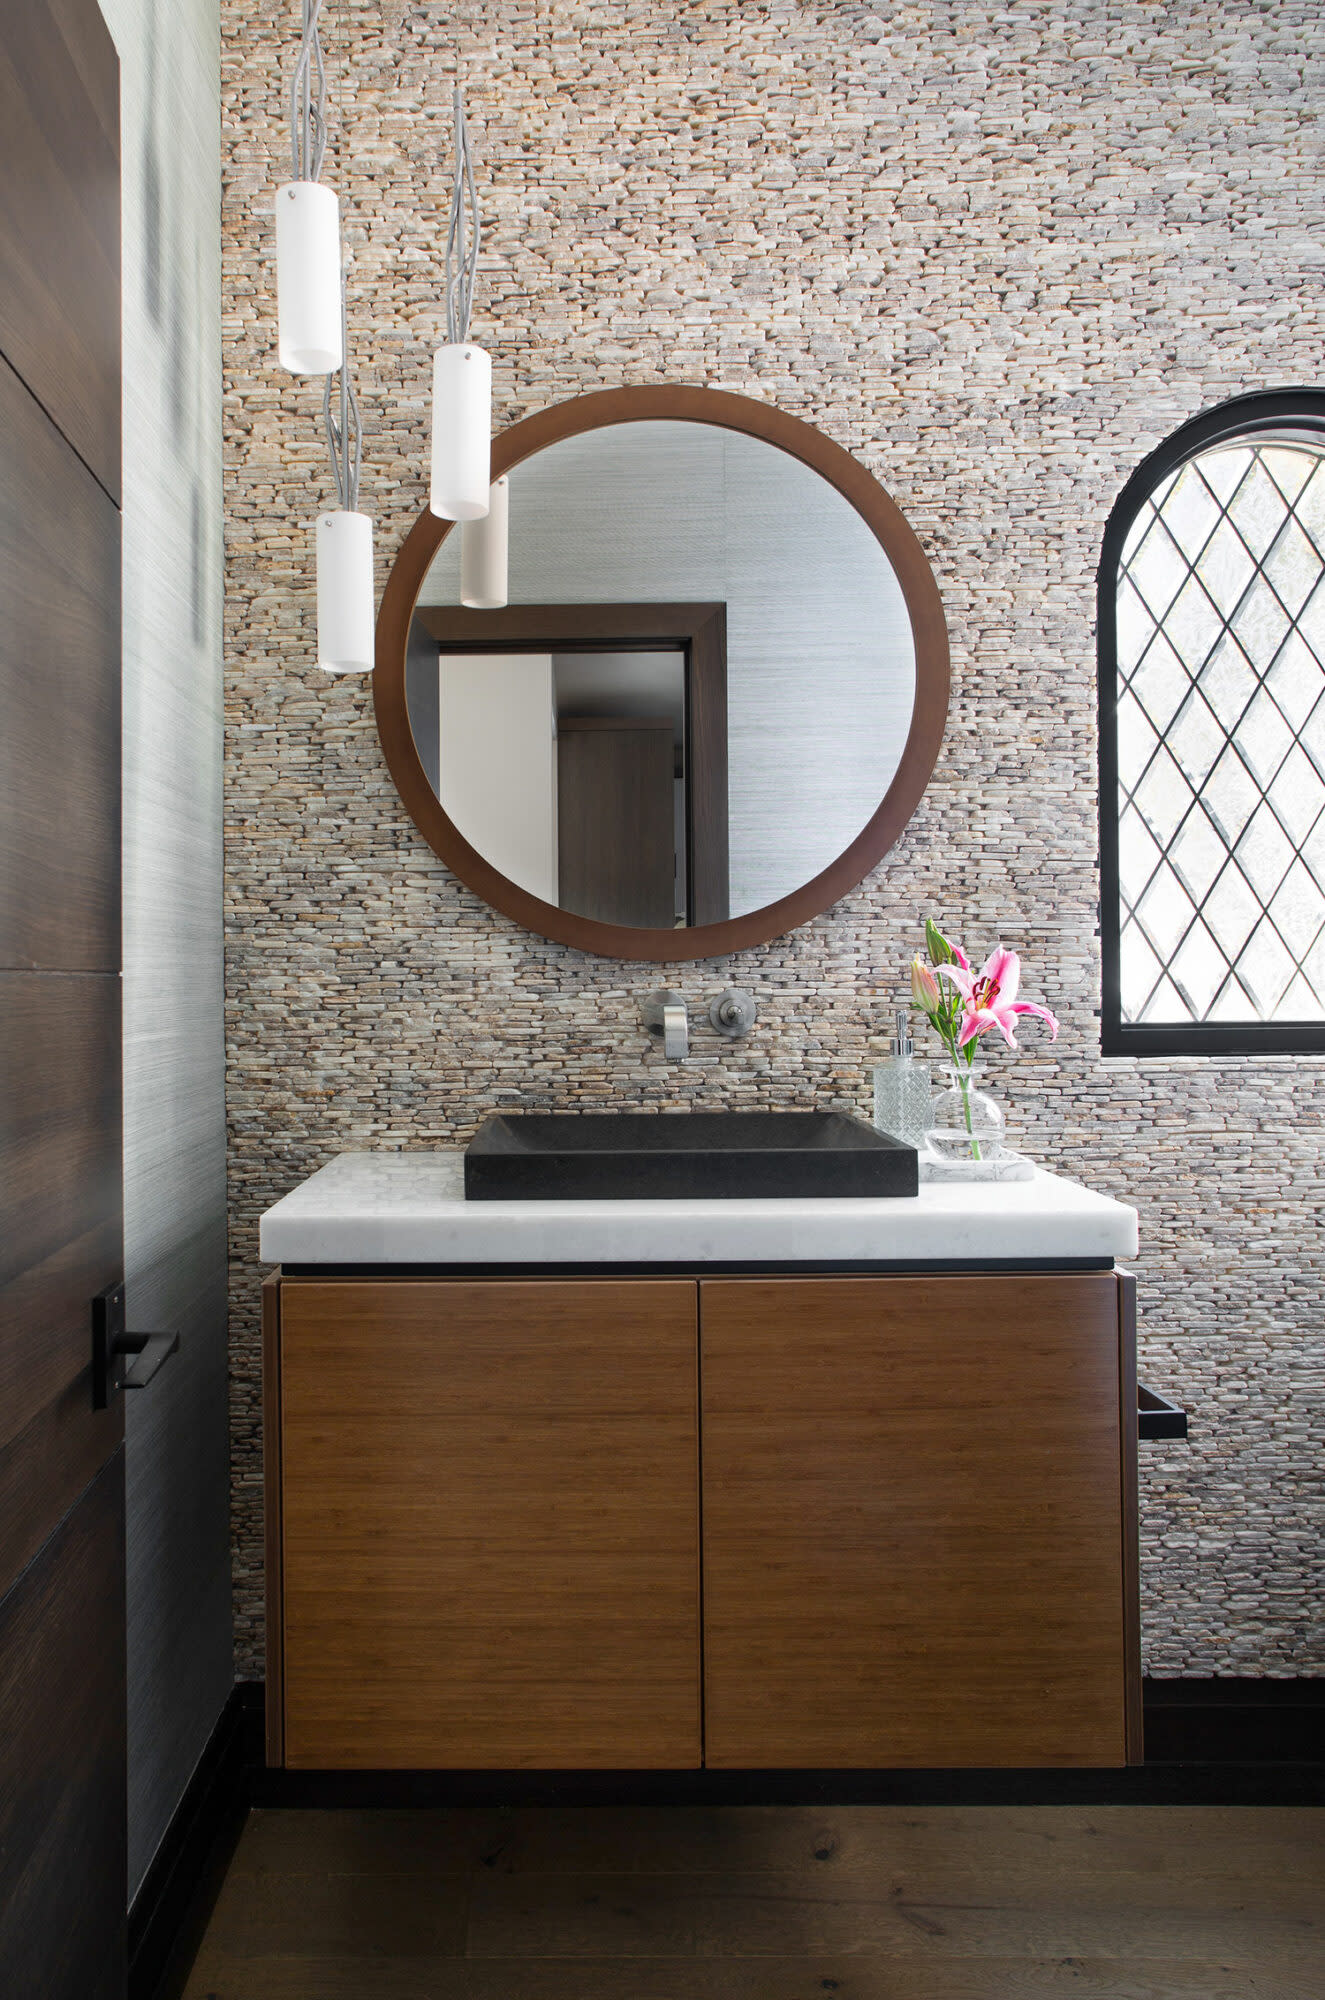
276, 1, 343, 374
315, 275, 374, 673
460, 475, 509, 609
430, 89, 491, 521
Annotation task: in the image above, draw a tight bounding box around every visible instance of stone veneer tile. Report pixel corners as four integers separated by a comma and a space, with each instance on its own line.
221, 0, 1325, 1678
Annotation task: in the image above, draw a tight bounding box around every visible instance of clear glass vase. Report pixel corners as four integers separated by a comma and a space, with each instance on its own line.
925, 1062, 1005, 1163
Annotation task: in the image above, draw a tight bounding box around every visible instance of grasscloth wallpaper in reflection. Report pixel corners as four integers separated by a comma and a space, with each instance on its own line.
221, 0, 1325, 1681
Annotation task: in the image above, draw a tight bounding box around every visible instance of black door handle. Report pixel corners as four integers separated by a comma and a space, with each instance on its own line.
92, 1284, 180, 1410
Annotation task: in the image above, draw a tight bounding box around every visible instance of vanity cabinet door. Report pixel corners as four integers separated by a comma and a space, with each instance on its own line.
700, 1274, 1130, 1768
278, 1278, 701, 1769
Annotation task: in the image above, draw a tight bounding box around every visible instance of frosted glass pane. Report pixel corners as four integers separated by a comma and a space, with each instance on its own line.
1263, 516, 1321, 618
1203, 864, 1261, 961
1110, 438, 1325, 1027
1158, 464, 1220, 560
1169, 807, 1227, 903
1133, 743, 1194, 846
1170, 919, 1230, 1017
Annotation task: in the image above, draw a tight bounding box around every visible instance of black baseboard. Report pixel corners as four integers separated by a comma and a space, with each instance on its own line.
127, 1685, 259, 2000
134, 1676, 1325, 1997
1143, 1675, 1325, 1764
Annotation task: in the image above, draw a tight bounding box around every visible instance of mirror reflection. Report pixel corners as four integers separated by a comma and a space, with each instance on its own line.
407, 420, 917, 928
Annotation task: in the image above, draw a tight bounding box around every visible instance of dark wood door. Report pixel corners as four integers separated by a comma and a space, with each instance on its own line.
273, 1278, 703, 1770
0, 4, 126, 1994
557, 717, 677, 927
700, 1274, 1134, 1769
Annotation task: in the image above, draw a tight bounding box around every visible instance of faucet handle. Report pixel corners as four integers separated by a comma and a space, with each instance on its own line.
708, 988, 757, 1038
641, 989, 689, 1060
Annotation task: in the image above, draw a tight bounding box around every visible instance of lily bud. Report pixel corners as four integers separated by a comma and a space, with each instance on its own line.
911, 955, 942, 1014
925, 918, 953, 966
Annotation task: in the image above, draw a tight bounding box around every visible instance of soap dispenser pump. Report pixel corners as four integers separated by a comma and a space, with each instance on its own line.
872, 1008, 932, 1149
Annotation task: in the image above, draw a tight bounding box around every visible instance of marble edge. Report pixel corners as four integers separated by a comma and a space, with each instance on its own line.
258, 1151, 1140, 1264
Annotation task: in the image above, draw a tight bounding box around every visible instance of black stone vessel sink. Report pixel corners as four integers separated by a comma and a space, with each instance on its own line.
464, 1110, 917, 1201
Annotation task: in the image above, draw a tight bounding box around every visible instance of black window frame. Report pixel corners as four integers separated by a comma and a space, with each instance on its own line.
1098, 387, 1325, 1057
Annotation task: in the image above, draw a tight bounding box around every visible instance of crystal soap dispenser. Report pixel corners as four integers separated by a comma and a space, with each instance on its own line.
873, 1009, 932, 1149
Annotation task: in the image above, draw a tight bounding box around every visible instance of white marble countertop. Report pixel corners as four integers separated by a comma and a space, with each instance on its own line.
259, 1151, 1139, 1266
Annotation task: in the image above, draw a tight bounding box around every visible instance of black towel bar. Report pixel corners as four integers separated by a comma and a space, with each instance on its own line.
1138, 1382, 1188, 1440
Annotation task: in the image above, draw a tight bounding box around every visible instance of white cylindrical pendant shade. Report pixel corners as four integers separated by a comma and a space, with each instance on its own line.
276, 181, 343, 373
430, 343, 492, 520
316, 510, 375, 673
460, 476, 509, 608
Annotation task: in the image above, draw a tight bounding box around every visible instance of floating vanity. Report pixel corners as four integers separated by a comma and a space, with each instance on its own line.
261, 1150, 1141, 1775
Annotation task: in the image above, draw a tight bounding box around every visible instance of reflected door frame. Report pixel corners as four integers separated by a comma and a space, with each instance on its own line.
417, 602, 730, 926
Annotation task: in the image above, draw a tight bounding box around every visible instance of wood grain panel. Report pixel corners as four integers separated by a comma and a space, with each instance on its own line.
700, 1275, 1128, 1769
557, 718, 676, 927
0, 971, 123, 1599
263, 1270, 285, 1768
279, 1279, 702, 1770
0, 356, 121, 973
0, 0, 120, 498
0, 1451, 126, 2000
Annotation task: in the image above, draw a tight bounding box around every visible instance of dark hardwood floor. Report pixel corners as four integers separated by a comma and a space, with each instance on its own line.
181, 1803, 1323, 1998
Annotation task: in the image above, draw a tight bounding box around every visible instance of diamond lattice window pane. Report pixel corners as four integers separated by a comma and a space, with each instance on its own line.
1158, 464, 1221, 560
1267, 744, 1325, 848
1195, 517, 1256, 618
1169, 918, 1230, 1018
1116, 575, 1156, 675
1231, 577, 1291, 665
1202, 745, 1260, 847
1295, 463, 1325, 548
1133, 743, 1194, 848
1135, 862, 1196, 962
1119, 919, 1163, 1018
1236, 918, 1296, 1015
1198, 633, 1258, 732
1116, 688, 1160, 791
1263, 516, 1321, 619
1118, 803, 1163, 909
1262, 446, 1316, 507
1235, 802, 1295, 904
1127, 516, 1190, 621
1232, 458, 1296, 558
1164, 574, 1223, 671
1234, 688, 1294, 788
1113, 435, 1325, 1028
1298, 577, 1325, 661
1202, 863, 1262, 962
1197, 446, 1253, 505
1169, 807, 1228, 904
1129, 631, 1191, 737
1265, 631, 1325, 731
1167, 690, 1225, 789
1268, 859, 1325, 962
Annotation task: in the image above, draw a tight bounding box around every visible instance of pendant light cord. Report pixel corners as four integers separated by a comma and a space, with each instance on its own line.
323, 274, 362, 512
444, 86, 481, 344
290, 0, 329, 183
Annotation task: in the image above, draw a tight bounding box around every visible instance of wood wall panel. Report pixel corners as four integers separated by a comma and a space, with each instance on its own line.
0, 0, 120, 498
279, 1278, 702, 1770
0, 970, 123, 1600
0, 1453, 126, 2000
0, 355, 120, 973
701, 1274, 1129, 1769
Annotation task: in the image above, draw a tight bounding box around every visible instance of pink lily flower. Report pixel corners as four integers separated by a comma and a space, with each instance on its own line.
937, 946, 1059, 1050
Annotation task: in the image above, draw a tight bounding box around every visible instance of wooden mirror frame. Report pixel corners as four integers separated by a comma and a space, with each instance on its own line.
374, 385, 950, 963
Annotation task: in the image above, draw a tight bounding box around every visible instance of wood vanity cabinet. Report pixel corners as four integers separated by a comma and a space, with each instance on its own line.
266, 1269, 1139, 1770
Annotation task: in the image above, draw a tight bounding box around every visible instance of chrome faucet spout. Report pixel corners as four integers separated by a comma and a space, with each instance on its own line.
641, 989, 689, 1060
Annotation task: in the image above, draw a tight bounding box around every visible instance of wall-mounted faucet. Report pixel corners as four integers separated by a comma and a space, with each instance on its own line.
641, 987, 758, 1059
641, 989, 689, 1059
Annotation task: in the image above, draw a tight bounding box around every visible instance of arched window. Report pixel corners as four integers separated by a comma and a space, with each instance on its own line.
1099, 390, 1325, 1054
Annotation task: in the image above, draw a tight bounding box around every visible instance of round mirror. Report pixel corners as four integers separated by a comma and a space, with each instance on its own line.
375, 386, 948, 961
